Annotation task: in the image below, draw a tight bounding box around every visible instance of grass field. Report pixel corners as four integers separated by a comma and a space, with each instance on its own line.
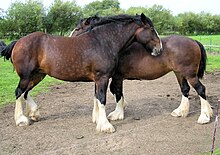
189, 35, 220, 53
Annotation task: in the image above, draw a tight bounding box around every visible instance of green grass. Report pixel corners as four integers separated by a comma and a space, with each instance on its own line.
207, 54, 220, 72
3, 38, 12, 45
189, 35, 220, 53
203, 148, 220, 155
0, 58, 62, 107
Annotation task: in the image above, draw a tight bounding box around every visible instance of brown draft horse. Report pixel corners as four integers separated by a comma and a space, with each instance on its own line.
72, 17, 213, 124
0, 13, 162, 133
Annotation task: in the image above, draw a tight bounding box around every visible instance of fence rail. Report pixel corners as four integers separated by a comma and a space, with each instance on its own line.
204, 45, 220, 48
203, 45, 220, 53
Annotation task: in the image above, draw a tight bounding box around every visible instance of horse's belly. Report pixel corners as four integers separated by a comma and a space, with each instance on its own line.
123, 64, 170, 80
49, 71, 94, 82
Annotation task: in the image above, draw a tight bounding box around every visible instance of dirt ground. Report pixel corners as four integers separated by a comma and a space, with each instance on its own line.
0, 72, 220, 155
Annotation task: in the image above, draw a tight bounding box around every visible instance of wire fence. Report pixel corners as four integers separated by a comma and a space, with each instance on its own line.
204, 45, 220, 53
194, 36, 220, 53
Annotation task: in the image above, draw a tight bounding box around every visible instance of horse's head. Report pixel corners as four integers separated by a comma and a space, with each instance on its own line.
134, 13, 162, 56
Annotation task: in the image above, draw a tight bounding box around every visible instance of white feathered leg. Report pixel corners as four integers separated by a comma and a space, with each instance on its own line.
92, 97, 99, 123
108, 96, 126, 121
95, 98, 115, 133
15, 94, 29, 126
197, 96, 213, 124
171, 95, 190, 118
26, 93, 40, 121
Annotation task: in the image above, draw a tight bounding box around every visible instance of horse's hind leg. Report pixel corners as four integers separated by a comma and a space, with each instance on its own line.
25, 73, 46, 122
25, 91, 40, 122
15, 73, 46, 126
14, 79, 30, 126
187, 77, 213, 124
108, 77, 126, 121
171, 75, 190, 118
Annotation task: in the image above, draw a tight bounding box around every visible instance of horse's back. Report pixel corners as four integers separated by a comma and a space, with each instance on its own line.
163, 35, 200, 54
163, 35, 201, 64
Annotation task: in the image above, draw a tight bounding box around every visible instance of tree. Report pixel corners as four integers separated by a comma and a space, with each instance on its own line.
175, 12, 202, 35
144, 5, 175, 34
45, 0, 82, 35
126, 7, 147, 15
126, 5, 175, 34
6, 0, 45, 39
83, 0, 123, 17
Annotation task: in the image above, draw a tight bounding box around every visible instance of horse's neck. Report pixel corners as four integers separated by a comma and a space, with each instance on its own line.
94, 23, 138, 54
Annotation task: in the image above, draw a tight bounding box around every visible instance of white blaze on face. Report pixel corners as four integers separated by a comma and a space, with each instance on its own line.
68, 28, 76, 37
154, 28, 163, 50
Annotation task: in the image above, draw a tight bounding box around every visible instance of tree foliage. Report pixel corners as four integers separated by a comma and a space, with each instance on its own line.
45, 0, 82, 35
83, 0, 123, 17
4, 0, 45, 39
0, 0, 220, 39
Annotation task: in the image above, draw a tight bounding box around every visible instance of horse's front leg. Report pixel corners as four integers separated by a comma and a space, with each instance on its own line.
94, 76, 115, 133
108, 78, 126, 121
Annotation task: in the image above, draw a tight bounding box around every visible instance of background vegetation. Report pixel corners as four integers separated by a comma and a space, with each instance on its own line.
0, 0, 220, 39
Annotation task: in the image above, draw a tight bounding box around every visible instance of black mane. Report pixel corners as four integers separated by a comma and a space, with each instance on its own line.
80, 14, 154, 32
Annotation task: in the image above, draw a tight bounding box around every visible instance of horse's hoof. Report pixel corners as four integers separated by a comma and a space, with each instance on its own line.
171, 108, 188, 118
28, 109, 40, 122
197, 114, 210, 124
16, 115, 30, 126
171, 110, 180, 117
30, 116, 40, 122
107, 110, 124, 121
96, 122, 115, 133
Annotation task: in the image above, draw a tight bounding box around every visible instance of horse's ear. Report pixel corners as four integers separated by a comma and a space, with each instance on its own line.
85, 17, 91, 25
141, 13, 147, 24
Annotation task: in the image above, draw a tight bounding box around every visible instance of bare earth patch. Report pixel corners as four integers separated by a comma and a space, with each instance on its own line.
0, 72, 220, 155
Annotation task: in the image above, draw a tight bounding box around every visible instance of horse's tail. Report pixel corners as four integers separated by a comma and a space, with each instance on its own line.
0, 41, 17, 61
195, 40, 207, 79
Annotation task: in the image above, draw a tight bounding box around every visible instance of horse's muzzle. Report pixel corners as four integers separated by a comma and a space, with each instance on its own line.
151, 47, 162, 56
